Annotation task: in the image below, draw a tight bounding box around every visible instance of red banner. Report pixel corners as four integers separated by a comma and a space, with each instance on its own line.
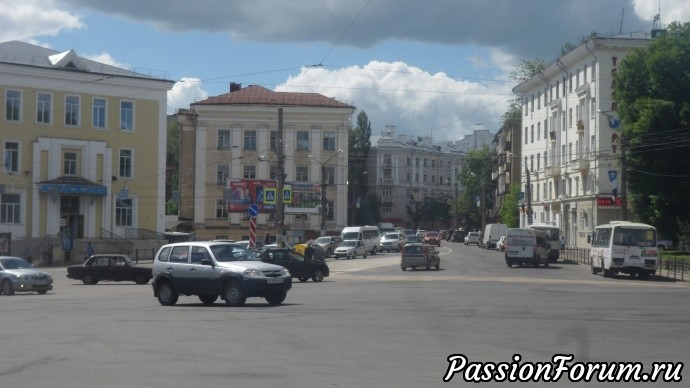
597, 196, 622, 207
227, 180, 276, 213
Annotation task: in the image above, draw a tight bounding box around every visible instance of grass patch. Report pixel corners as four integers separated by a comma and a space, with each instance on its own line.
659, 251, 690, 261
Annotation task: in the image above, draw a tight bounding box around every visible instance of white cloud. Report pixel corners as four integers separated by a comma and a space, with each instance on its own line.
82, 52, 128, 69
633, 0, 690, 23
276, 61, 514, 141
167, 78, 207, 114
0, 0, 83, 42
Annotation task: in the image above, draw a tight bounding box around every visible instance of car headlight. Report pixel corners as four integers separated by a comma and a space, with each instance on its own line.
243, 268, 264, 278
279, 268, 290, 277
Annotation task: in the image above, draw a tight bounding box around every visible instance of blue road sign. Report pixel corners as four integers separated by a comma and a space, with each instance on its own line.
248, 203, 259, 217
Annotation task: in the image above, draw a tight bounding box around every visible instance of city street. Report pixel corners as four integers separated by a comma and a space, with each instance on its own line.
2, 242, 689, 387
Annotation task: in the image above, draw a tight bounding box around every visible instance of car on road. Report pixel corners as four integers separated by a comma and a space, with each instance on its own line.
400, 243, 440, 271
0, 256, 53, 295
67, 254, 152, 285
152, 241, 292, 306
379, 232, 406, 252
313, 236, 342, 257
333, 240, 368, 259
257, 248, 329, 282
464, 232, 480, 246
422, 231, 441, 246
495, 235, 507, 252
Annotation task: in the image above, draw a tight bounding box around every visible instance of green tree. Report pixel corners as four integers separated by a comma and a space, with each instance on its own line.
615, 21, 690, 236
500, 184, 521, 228
457, 147, 497, 230
349, 110, 373, 225
509, 58, 546, 83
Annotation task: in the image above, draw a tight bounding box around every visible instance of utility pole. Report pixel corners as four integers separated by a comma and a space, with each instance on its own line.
320, 164, 327, 236
620, 132, 627, 221
276, 108, 285, 245
526, 167, 533, 225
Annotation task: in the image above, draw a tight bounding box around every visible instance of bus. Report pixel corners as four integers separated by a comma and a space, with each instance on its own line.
589, 221, 658, 280
340, 225, 381, 255
527, 223, 560, 262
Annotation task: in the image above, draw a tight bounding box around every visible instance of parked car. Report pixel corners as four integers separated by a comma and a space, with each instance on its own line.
464, 232, 480, 246
400, 243, 440, 271
152, 241, 292, 306
313, 236, 342, 257
333, 240, 368, 259
67, 254, 152, 285
0, 256, 53, 295
451, 229, 466, 242
422, 231, 441, 246
257, 248, 329, 282
379, 232, 406, 252
495, 235, 507, 252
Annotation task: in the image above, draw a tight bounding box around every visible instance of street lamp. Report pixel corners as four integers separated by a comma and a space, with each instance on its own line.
309, 149, 343, 236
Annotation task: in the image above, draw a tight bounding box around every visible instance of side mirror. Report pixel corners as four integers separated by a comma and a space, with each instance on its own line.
200, 258, 214, 267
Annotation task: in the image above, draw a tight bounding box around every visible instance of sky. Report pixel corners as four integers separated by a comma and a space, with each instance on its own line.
2, 0, 689, 141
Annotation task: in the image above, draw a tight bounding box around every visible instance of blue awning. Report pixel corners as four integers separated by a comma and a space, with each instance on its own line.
39, 182, 107, 196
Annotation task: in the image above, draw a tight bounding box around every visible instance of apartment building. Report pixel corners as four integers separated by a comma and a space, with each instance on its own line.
175, 84, 355, 243
368, 126, 465, 230
1, 40, 173, 258
491, 122, 522, 223
513, 34, 655, 247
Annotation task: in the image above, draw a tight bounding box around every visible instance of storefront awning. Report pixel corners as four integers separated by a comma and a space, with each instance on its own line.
38, 176, 107, 196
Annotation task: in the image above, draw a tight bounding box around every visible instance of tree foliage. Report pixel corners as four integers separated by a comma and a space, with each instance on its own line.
457, 147, 497, 230
509, 58, 547, 83
500, 184, 521, 228
615, 22, 690, 237
348, 110, 376, 225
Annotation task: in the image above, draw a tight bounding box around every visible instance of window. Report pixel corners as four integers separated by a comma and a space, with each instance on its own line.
525, 127, 528, 144
217, 164, 229, 186
382, 205, 392, 214
323, 131, 336, 151
64, 152, 77, 175
296, 131, 309, 150
115, 199, 133, 227
423, 159, 427, 167
243, 165, 256, 179
119, 149, 133, 178
325, 166, 335, 185
120, 101, 133, 131
65, 95, 80, 126
383, 188, 392, 197
296, 166, 308, 182
530, 125, 534, 143
0, 193, 20, 224
92, 98, 106, 128
327, 200, 334, 221
37, 93, 51, 124
3, 142, 19, 173
5, 89, 21, 121
537, 122, 541, 140
217, 130, 231, 149
269, 166, 278, 181
216, 199, 228, 219
270, 130, 278, 151
244, 130, 256, 150
537, 153, 540, 170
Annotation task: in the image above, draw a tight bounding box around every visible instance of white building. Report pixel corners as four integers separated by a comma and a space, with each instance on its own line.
513, 34, 656, 247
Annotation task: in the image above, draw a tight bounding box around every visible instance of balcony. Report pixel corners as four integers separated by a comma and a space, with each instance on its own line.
381, 178, 394, 185
577, 119, 585, 133
545, 165, 561, 177
570, 155, 590, 172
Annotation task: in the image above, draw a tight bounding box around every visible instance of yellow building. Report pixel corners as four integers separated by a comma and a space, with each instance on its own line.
1, 41, 173, 260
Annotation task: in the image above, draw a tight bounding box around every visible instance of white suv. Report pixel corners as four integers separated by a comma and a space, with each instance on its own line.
152, 241, 292, 306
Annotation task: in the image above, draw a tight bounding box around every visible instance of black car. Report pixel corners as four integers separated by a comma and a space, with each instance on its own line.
257, 248, 329, 283
67, 254, 152, 285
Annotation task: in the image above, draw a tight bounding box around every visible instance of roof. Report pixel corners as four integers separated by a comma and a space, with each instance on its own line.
0, 40, 172, 82
193, 85, 355, 109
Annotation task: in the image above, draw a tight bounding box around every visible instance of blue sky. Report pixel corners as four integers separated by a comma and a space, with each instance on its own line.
2, 0, 689, 141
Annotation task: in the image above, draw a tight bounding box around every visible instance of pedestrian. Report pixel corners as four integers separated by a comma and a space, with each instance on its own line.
23, 246, 32, 264
560, 235, 565, 251
304, 243, 315, 261
264, 233, 270, 245
46, 246, 53, 267
86, 242, 94, 258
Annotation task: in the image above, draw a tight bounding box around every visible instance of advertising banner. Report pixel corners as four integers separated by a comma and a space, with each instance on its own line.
285, 183, 322, 214
227, 180, 276, 213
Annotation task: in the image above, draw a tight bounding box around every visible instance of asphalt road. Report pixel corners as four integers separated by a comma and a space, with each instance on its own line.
2, 242, 689, 387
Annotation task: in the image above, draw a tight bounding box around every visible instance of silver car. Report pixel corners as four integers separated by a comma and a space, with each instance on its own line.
333, 240, 368, 259
0, 256, 54, 295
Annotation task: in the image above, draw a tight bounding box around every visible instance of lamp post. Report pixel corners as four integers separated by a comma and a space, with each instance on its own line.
309, 149, 343, 236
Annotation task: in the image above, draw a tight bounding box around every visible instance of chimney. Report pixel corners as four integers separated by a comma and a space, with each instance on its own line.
230, 82, 242, 92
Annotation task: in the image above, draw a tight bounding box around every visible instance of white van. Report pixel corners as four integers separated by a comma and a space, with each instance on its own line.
481, 223, 507, 249
504, 228, 549, 267
340, 226, 381, 255
589, 221, 658, 279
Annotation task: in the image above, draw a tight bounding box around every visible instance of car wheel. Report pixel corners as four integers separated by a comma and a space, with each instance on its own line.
371, 246, 377, 255
327, 248, 333, 257
133, 273, 149, 285
435, 264, 440, 270
82, 274, 97, 285
363, 251, 367, 259
157, 281, 178, 306
639, 270, 650, 280
37, 290, 48, 294
544, 260, 549, 268
507, 261, 513, 268
1, 279, 15, 295
265, 291, 286, 305
298, 277, 309, 283
312, 268, 325, 282
198, 294, 218, 305
425, 261, 430, 270
223, 281, 246, 307
401, 267, 406, 271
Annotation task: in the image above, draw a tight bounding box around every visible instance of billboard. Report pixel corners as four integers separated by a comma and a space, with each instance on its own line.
227, 180, 276, 213
285, 182, 322, 214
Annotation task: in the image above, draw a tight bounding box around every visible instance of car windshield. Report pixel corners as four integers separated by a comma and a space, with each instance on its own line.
314, 237, 330, 244
0, 257, 33, 270
384, 233, 399, 239
210, 244, 257, 262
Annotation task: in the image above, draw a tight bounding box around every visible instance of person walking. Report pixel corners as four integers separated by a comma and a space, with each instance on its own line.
304, 243, 315, 261
86, 242, 94, 258
23, 246, 32, 264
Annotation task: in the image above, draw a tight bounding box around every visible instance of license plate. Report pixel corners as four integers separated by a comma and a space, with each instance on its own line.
266, 277, 283, 284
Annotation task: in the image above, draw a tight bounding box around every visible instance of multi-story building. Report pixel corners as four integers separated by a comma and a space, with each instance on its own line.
1, 40, 173, 260
513, 33, 656, 247
368, 126, 465, 230
491, 122, 522, 223
175, 84, 354, 243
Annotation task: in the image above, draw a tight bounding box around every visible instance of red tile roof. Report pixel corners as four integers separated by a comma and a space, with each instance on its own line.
193, 85, 354, 108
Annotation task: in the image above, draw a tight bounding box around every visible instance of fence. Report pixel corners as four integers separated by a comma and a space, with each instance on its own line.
560, 246, 689, 281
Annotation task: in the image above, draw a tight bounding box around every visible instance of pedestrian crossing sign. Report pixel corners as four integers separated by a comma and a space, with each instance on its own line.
283, 185, 292, 204
264, 188, 276, 205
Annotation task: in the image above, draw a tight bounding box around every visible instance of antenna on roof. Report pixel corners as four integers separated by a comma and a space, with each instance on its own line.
619, 8, 625, 34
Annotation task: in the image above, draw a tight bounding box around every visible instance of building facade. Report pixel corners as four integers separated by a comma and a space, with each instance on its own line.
1, 41, 173, 258
175, 84, 354, 243
513, 35, 655, 247
491, 122, 522, 224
